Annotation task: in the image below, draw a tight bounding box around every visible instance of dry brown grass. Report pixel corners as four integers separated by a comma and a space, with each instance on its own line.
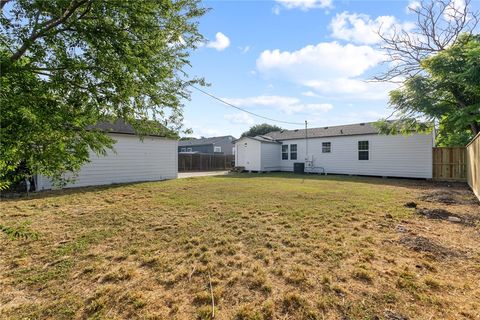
1, 173, 479, 319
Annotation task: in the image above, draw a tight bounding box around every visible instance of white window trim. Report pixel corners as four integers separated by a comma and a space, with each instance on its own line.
214, 146, 222, 153
290, 144, 298, 160
281, 144, 289, 160
322, 142, 331, 153
358, 140, 369, 161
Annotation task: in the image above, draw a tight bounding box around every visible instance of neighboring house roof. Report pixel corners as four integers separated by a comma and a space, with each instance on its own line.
179, 135, 236, 146
91, 119, 172, 137
264, 122, 380, 141
234, 135, 281, 144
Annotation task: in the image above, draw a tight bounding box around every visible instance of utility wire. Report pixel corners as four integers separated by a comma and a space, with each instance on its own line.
189, 84, 305, 126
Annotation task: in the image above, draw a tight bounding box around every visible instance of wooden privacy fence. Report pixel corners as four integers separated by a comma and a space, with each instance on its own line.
178, 153, 235, 172
432, 147, 467, 181
466, 133, 480, 200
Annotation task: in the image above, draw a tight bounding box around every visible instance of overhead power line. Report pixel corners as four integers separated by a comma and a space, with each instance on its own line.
189, 84, 305, 126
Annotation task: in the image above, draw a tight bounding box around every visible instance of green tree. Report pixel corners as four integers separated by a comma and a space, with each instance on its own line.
375, 0, 479, 146
0, 0, 206, 189
376, 34, 480, 145
241, 123, 283, 138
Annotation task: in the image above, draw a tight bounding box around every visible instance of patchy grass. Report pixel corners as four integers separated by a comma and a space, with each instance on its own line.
1, 173, 479, 319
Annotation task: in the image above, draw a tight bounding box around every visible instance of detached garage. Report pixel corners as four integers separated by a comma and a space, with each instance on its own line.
234, 136, 282, 172
36, 120, 178, 190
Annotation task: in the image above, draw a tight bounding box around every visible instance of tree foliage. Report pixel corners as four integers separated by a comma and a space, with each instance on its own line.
376, 0, 480, 146
240, 123, 284, 138
0, 0, 207, 188
376, 34, 480, 145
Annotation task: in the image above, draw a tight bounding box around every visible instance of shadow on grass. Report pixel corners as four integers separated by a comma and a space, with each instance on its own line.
214, 171, 470, 190
1, 180, 165, 202
2, 172, 470, 202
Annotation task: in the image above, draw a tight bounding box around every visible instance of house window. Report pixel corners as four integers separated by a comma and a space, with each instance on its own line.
282, 145, 288, 160
322, 142, 331, 153
290, 144, 297, 160
214, 146, 222, 153
181, 147, 186, 152
358, 141, 369, 160
232, 147, 235, 155
187, 147, 192, 152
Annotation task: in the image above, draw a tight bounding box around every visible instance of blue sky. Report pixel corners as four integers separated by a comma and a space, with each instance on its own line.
182, 0, 476, 138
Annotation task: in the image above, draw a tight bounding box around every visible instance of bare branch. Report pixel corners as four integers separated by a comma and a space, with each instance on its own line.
375, 0, 479, 82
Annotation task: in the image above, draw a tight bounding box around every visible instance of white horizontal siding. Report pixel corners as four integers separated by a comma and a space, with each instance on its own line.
277, 133, 433, 178
37, 133, 177, 190
235, 138, 261, 171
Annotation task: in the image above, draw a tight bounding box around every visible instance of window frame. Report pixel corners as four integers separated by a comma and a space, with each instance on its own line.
282, 145, 289, 160
290, 144, 297, 160
181, 147, 186, 152
187, 147, 193, 152
322, 142, 331, 153
358, 140, 369, 161
214, 146, 222, 153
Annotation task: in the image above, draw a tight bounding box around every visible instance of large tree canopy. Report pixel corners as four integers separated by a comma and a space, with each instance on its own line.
0, 0, 206, 188
376, 0, 480, 146
377, 34, 480, 145
240, 123, 284, 138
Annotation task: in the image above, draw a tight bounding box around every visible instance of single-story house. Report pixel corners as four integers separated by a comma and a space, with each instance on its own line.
178, 135, 236, 155
234, 122, 434, 179
36, 120, 178, 190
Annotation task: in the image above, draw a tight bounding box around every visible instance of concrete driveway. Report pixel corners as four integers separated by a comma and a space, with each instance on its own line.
178, 171, 230, 179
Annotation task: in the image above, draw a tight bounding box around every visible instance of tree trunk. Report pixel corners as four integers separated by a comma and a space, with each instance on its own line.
471, 122, 480, 136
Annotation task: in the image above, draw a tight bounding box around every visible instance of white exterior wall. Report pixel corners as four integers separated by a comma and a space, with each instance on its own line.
36, 133, 178, 190
278, 133, 433, 178
260, 143, 281, 171
235, 138, 261, 171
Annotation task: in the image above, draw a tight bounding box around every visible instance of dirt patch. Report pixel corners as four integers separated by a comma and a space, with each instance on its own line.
403, 202, 417, 209
419, 190, 479, 205
415, 208, 478, 226
384, 310, 409, 320
398, 235, 461, 259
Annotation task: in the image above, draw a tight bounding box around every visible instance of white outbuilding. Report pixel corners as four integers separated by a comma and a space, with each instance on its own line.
234, 122, 434, 179
35, 120, 178, 190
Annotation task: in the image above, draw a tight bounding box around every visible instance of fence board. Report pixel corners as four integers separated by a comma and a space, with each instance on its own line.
432, 147, 467, 181
466, 133, 480, 201
178, 154, 235, 172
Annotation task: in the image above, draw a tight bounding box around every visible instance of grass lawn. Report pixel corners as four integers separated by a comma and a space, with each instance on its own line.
1, 173, 479, 319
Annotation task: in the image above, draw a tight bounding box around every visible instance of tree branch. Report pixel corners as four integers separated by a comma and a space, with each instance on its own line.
10, 0, 90, 62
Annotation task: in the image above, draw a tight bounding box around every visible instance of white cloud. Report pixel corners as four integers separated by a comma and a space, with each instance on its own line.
256, 41, 399, 100
406, 0, 421, 13
444, 0, 466, 21
239, 45, 251, 54
275, 0, 333, 11
223, 95, 333, 115
329, 12, 414, 45
224, 112, 255, 125
305, 79, 397, 100
207, 32, 230, 51
257, 42, 383, 80
302, 91, 320, 97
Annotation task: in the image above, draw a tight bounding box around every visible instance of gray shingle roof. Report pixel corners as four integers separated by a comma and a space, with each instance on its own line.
239, 135, 281, 144
264, 122, 380, 140
179, 135, 236, 146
